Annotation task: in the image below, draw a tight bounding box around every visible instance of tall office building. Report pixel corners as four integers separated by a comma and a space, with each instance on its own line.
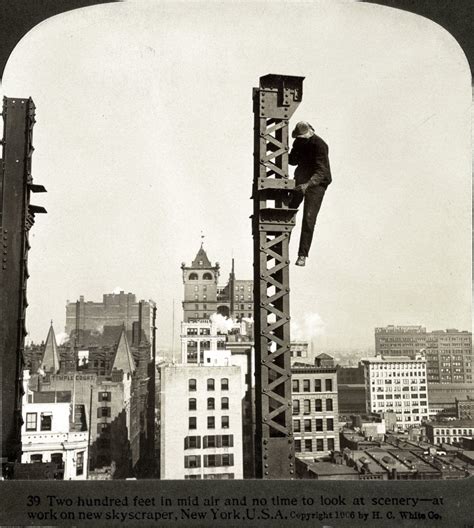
375, 326, 472, 384
65, 292, 156, 344
158, 363, 243, 479
361, 355, 429, 428
291, 354, 340, 459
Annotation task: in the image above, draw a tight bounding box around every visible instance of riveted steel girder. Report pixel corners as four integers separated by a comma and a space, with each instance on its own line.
252, 75, 304, 479
1, 97, 45, 465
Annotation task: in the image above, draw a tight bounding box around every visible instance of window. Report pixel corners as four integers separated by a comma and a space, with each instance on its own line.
304, 419, 312, 432
189, 379, 197, 391
221, 397, 229, 410
293, 419, 301, 432
184, 436, 201, 449
222, 416, 229, 429
327, 438, 335, 451
208, 417, 215, 429
189, 417, 197, 429
189, 398, 197, 411
295, 440, 302, 452
203, 272, 212, 280
292, 379, 300, 392
221, 378, 229, 390
26, 413, 37, 431
207, 398, 215, 410
292, 400, 300, 415
327, 418, 334, 431
76, 452, 84, 476
304, 439, 312, 452
97, 407, 111, 418
98, 391, 111, 402
316, 419, 323, 431
316, 439, 324, 451
221, 435, 233, 447
326, 398, 333, 411
303, 379, 310, 392
189, 273, 198, 280
184, 455, 201, 468
205, 455, 217, 467
315, 379, 322, 392
31, 454, 43, 463
325, 379, 333, 392
207, 378, 215, 391
222, 454, 233, 466
97, 423, 110, 435
315, 399, 322, 412
303, 400, 311, 414
204, 435, 216, 448
40, 413, 52, 431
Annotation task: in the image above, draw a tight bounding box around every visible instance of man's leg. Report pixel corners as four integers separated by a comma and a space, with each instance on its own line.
298, 186, 326, 257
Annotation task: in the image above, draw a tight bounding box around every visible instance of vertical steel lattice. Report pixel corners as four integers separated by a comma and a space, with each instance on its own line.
0, 97, 46, 465
252, 75, 304, 479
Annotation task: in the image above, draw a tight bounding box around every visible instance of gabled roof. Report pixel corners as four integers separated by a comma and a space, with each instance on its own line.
191, 245, 212, 268
316, 353, 333, 359
41, 323, 60, 373
111, 327, 136, 375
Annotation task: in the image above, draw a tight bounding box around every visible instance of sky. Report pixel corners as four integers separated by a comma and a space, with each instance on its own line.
1, 0, 471, 351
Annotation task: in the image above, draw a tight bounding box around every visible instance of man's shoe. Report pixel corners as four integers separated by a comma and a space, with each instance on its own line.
295, 256, 306, 267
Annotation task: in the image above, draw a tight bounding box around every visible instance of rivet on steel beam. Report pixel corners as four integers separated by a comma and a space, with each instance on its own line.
265, 471, 269, 475
264, 464, 268, 468
263, 439, 268, 445
290, 470, 294, 474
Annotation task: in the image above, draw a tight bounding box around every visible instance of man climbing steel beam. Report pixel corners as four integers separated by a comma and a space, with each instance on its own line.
288, 121, 332, 267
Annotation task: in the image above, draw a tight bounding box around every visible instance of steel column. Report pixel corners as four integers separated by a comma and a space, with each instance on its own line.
0, 97, 46, 467
252, 75, 304, 479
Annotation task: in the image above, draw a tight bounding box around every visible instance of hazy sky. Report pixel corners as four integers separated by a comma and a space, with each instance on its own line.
2, 0, 471, 351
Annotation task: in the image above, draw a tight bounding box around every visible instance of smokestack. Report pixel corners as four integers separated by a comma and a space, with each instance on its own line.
230, 258, 235, 319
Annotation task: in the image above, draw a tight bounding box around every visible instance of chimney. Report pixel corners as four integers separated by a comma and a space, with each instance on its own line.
229, 258, 235, 319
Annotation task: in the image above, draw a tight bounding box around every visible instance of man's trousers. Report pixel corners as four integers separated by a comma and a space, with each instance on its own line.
288, 185, 326, 258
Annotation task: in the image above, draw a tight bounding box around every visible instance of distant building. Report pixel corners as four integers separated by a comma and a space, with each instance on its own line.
290, 342, 310, 364
427, 383, 474, 419
295, 459, 359, 480
158, 363, 243, 480
337, 364, 366, 415
425, 420, 474, 446
291, 354, 340, 459
65, 292, 156, 345
21, 373, 88, 480
181, 246, 253, 322
456, 396, 474, 420
375, 326, 472, 385
361, 355, 429, 428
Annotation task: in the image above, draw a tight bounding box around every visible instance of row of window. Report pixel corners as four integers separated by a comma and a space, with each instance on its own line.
292, 398, 334, 415
189, 378, 229, 391
25, 413, 51, 432
189, 397, 229, 411
29, 452, 84, 475
293, 418, 334, 432
434, 428, 473, 436
295, 438, 335, 452
189, 416, 230, 429
184, 435, 234, 449
292, 378, 333, 393
184, 454, 234, 468
188, 272, 213, 280
185, 473, 234, 480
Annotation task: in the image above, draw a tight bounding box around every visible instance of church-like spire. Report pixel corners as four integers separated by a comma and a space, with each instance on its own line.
111, 327, 135, 375
41, 321, 60, 373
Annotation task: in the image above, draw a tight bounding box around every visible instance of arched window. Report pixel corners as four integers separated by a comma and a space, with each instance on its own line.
221, 378, 229, 390
189, 273, 198, 280
203, 272, 213, 280
189, 379, 197, 391
207, 378, 215, 391
221, 397, 229, 410
207, 398, 215, 410
189, 398, 197, 410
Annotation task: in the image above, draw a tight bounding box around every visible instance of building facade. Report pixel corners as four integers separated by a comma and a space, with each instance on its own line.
362, 356, 429, 428
21, 376, 88, 480
158, 364, 243, 479
291, 355, 340, 459
425, 420, 474, 446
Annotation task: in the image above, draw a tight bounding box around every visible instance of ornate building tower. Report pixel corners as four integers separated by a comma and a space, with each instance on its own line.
181, 244, 221, 321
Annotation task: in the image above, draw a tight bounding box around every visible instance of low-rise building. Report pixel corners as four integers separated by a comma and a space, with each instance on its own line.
21, 377, 88, 480
425, 419, 474, 446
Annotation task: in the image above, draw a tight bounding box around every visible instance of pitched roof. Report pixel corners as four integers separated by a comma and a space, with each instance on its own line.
111, 327, 136, 375
316, 353, 333, 359
191, 245, 212, 268
41, 323, 60, 373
